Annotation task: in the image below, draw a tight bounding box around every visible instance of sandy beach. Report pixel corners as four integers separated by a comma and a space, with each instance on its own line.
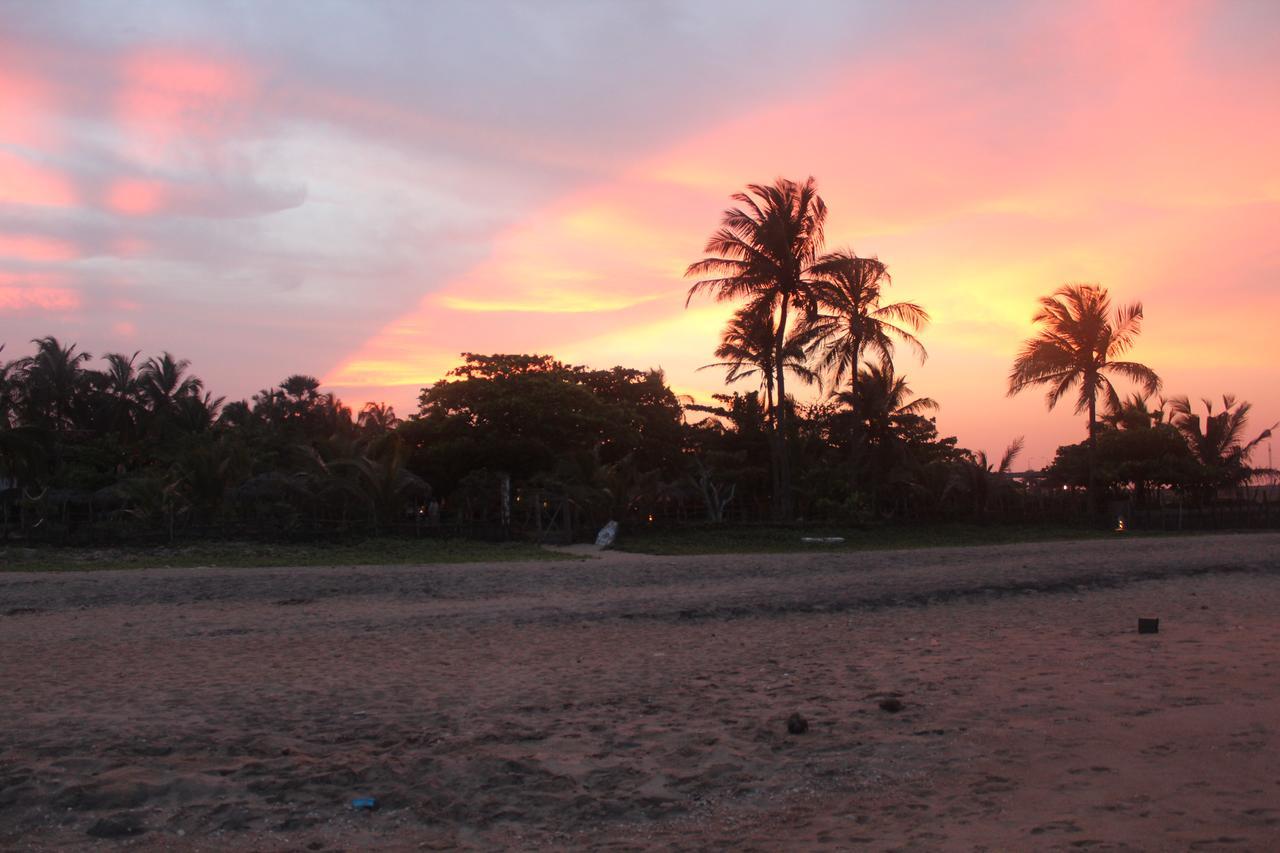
2, 532, 1279, 850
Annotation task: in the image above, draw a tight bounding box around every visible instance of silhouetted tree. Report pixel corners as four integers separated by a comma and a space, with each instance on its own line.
805, 250, 928, 391
686, 177, 828, 519
20, 336, 92, 430
945, 438, 1024, 519
1169, 395, 1276, 491
700, 303, 820, 422
1008, 284, 1159, 511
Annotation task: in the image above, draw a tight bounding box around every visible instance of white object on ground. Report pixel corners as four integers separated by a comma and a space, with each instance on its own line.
595, 520, 619, 548
800, 536, 845, 544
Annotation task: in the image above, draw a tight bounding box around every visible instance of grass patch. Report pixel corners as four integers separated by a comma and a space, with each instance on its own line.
615, 522, 1160, 556
0, 538, 564, 573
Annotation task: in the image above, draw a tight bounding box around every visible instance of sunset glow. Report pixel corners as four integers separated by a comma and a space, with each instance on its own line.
1, 1, 1277, 465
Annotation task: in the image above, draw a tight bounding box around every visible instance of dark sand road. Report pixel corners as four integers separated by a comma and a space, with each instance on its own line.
2, 533, 1278, 849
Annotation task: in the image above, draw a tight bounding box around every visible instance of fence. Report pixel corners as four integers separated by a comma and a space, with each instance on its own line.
1125, 499, 1280, 532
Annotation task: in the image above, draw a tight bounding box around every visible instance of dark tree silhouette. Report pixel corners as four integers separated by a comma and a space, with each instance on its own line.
805, 250, 928, 391
1008, 283, 1159, 510
21, 336, 92, 430
686, 177, 827, 519
700, 302, 820, 421
1169, 395, 1276, 490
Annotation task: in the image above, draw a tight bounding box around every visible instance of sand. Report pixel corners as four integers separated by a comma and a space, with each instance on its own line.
1, 532, 1278, 850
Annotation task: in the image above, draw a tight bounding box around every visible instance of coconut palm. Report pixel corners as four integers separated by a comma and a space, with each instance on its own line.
358, 402, 400, 435
945, 437, 1025, 518
0, 345, 20, 427
140, 352, 203, 412
1103, 391, 1167, 431
174, 391, 226, 433
1008, 283, 1160, 509
699, 302, 821, 421
1168, 395, 1276, 490
22, 336, 92, 430
93, 351, 144, 437
3, 342, 59, 505
835, 363, 938, 512
838, 363, 938, 442
805, 250, 929, 392
686, 177, 828, 518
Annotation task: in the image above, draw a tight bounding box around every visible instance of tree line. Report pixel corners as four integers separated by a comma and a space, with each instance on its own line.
1, 177, 1274, 541
685, 177, 1274, 521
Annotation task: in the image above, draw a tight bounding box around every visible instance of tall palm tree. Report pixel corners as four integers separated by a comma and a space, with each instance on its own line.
0, 345, 20, 427
140, 352, 203, 412
1008, 283, 1160, 509
1, 347, 48, 490
94, 351, 144, 438
358, 402, 401, 435
945, 437, 1024, 518
1103, 391, 1167, 431
175, 391, 226, 433
686, 177, 827, 519
699, 303, 820, 421
836, 363, 937, 512
805, 250, 929, 392
1168, 395, 1276, 490
838, 363, 939, 442
22, 336, 92, 430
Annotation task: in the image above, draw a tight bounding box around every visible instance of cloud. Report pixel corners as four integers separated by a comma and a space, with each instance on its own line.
0, 150, 78, 207
0, 271, 80, 313
0, 0, 1276, 463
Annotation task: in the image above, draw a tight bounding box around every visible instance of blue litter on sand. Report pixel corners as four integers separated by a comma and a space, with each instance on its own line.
351, 797, 378, 811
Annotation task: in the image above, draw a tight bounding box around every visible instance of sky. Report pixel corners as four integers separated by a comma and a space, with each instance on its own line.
1, 0, 1277, 467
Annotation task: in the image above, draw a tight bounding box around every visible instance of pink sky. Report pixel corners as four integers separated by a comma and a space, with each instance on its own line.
1, 1, 1277, 466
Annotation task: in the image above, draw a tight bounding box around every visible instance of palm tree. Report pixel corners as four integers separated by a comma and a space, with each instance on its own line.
1168, 395, 1276, 491
140, 352, 202, 408
1008, 283, 1160, 510
175, 391, 226, 433
839, 363, 938, 442
699, 303, 820, 421
0, 345, 20, 427
358, 402, 401, 435
804, 250, 928, 492
836, 363, 937, 512
945, 437, 1025, 518
1, 345, 50, 491
94, 351, 144, 438
22, 336, 92, 430
686, 177, 827, 519
1103, 391, 1167, 431
805, 250, 929, 392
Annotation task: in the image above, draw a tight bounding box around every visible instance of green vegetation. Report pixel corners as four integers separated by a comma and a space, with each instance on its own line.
0, 538, 562, 573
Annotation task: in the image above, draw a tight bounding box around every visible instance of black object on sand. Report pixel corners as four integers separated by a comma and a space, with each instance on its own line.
786, 712, 809, 734
1138, 617, 1159, 634
878, 698, 904, 713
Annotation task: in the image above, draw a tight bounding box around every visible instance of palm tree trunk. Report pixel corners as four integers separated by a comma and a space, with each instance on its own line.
763, 370, 781, 515
764, 373, 775, 428
773, 299, 792, 521
849, 345, 861, 497
1087, 389, 1099, 516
